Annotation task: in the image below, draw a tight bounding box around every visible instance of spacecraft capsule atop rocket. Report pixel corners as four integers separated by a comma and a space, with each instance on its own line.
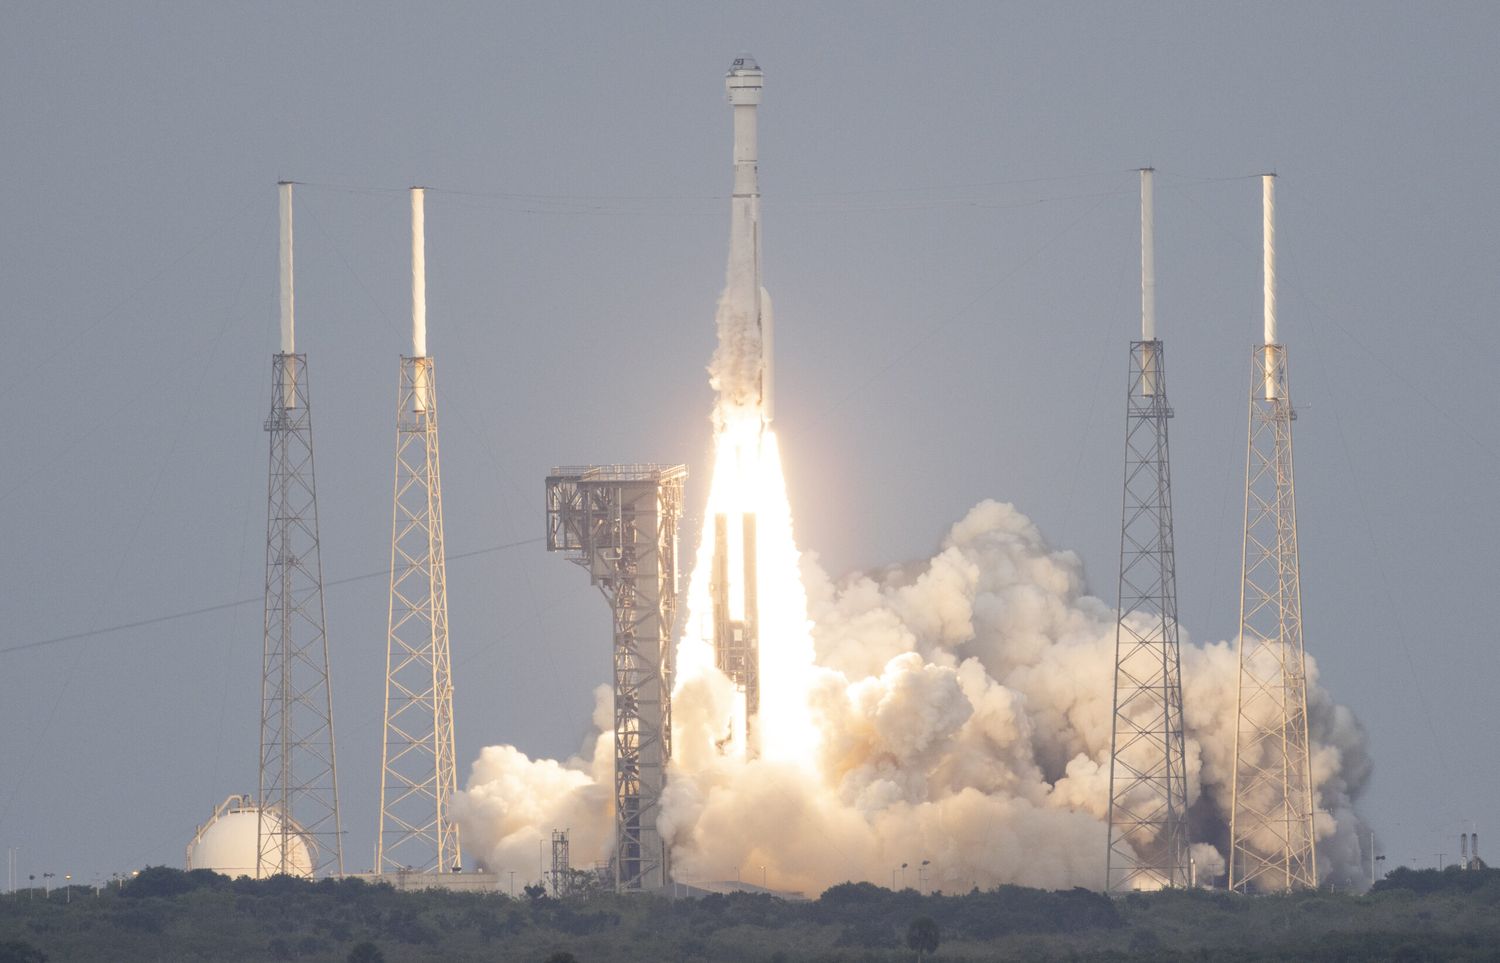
725, 54, 772, 422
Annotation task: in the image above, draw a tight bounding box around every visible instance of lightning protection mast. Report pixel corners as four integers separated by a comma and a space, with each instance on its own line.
1106, 168, 1191, 892
378, 188, 462, 874
1228, 174, 1318, 893
545, 465, 686, 891
259, 181, 344, 877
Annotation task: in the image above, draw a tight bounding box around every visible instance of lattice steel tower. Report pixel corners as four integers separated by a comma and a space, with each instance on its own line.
545, 465, 686, 891
377, 188, 461, 874
259, 182, 343, 877
1228, 175, 1318, 893
1106, 169, 1191, 892
550, 829, 571, 896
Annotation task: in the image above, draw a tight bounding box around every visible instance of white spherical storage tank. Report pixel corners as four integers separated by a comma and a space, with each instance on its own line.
186, 795, 314, 879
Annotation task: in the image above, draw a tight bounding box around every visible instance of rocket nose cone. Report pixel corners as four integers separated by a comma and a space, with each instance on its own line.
727, 53, 761, 75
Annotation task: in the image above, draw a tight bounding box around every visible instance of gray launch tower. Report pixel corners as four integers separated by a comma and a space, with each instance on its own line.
1228, 175, 1317, 893
1106, 169, 1191, 891
258, 182, 343, 877
377, 188, 461, 874
545, 465, 686, 891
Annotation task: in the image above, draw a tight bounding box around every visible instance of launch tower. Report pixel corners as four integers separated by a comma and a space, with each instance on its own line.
258, 182, 343, 877
545, 465, 686, 891
1105, 169, 1191, 891
377, 188, 462, 874
1228, 175, 1318, 892
550, 829, 571, 896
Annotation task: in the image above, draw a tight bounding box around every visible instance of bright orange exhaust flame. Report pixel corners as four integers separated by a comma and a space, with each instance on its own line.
676, 411, 818, 767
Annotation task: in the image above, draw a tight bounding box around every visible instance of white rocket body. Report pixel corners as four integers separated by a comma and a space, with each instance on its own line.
726, 55, 772, 423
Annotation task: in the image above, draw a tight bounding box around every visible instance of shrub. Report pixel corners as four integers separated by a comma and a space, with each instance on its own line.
346, 943, 385, 963
121, 866, 196, 899
0, 941, 47, 963
907, 916, 940, 962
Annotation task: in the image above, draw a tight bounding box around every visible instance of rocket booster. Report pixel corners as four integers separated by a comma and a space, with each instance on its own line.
726, 55, 772, 423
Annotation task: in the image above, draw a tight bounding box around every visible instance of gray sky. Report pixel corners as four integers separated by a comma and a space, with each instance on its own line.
1, 2, 1496, 883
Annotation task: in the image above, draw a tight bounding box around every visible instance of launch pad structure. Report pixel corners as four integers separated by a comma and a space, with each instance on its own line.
546, 465, 687, 891
550, 829, 571, 896
1106, 169, 1191, 892
1228, 175, 1318, 893
377, 188, 462, 875
258, 183, 343, 878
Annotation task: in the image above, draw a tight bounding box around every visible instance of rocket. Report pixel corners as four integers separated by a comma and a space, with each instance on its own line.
726, 55, 773, 423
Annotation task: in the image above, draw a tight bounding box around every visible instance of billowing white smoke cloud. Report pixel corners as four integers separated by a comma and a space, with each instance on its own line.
453, 685, 616, 880
456, 500, 1372, 894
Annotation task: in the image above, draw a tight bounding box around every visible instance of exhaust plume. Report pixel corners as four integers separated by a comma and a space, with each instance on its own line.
454, 60, 1369, 896
457, 499, 1372, 893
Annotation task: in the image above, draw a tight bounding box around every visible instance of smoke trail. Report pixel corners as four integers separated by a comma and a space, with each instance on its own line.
456, 500, 1373, 892
705, 258, 767, 428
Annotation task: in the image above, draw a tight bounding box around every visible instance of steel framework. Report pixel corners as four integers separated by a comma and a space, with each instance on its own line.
259, 353, 343, 877
550, 829, 571, 896
545, 465, 686, 891
377, 356, 461, 873
1228, 344, 1317, 892
1106, 340, 1191, 892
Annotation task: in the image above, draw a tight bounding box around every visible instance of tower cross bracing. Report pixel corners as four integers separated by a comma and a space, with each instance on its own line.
259, 352, 343, 877
377, 356, 461, 873
545, 465, 686, 891
1106, 339, 1191, 891
1228, 344, 1317, 892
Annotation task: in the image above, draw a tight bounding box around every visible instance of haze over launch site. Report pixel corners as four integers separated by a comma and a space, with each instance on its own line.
1, 3, 1497, 901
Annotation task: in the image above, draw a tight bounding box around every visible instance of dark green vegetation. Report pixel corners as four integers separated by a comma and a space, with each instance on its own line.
906, 915, 940, 960
0, 866, 1495, 961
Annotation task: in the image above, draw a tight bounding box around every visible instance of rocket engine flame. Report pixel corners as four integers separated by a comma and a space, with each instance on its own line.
672, 53, 815, 765
451, 58, 1374, 897
675, 389, 817, 766
458, 499, 1375, 895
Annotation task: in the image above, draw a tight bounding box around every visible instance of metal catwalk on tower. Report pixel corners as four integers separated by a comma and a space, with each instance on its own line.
1106, 169, 1191, 892
378, 188, 461, 874
545, 465, 686, 891
259, 182, 343, 877
1229, 174, 1318, 893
